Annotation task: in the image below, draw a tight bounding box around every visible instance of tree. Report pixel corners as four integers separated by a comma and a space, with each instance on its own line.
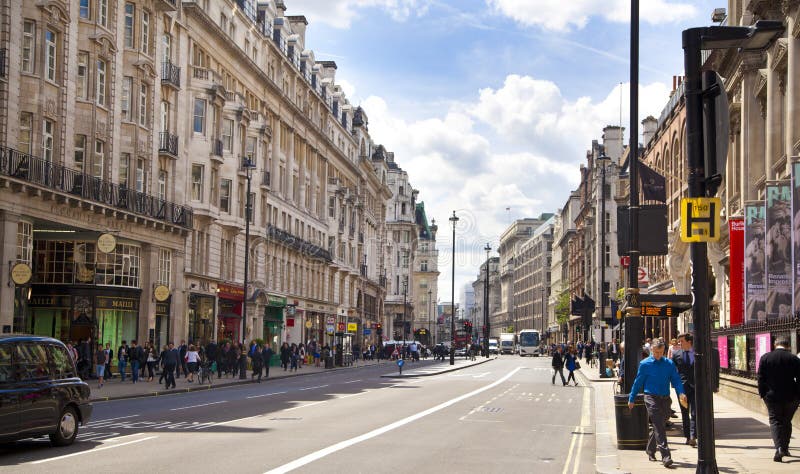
555, 290, 571, 326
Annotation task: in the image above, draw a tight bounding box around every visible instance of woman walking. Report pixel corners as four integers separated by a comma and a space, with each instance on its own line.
290, 343, 299, 371
185, 344, 200, 383
298, 343, 306, 369
146, 344, 158, 382
95, 343, 106, 388
565, 345, 579, 386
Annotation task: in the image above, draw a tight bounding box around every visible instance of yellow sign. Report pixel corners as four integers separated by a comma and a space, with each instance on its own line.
10, 263, 32, 285
347, 322, 358, 332
97, 233, 117, 253
305, 320, 312, 329
680, 197, 721, 242
153, 285, 170, 302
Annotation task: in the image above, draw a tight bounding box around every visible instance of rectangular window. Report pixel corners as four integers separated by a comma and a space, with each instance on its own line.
42, 119, 54, 162
220, 179, 231, 213
135, 158, 145, 192
138, 83, 148, 127
220, 14, 227, 32
74, 135, 86, 172
246, 137, 256, 160
121, 76, 132, 120
160, 101, 169, 132
124, 3, 135, 48
22, 20, 35, 73
222, 118, 233, 151
20, 112, 33, 154
77, 52, 89, 98
79, 0, 90, 19
158, 170, 167, 200
119, 153, 130, 186
141, 10, 150, 54
98, 0, 108, 27
193, 99, 206, 134
45, 29, 56, 81
93, 140, 104, 179
157, 249, 171, 285
191, 164, 203, 201
162, 34, 171, 63
96, 59, 106, 106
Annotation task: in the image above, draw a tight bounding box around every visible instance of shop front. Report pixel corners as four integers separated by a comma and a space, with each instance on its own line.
217, 283, 244, 344
188, 293, 215, 345
263, 294, 286, 354
155, 301, 171, 350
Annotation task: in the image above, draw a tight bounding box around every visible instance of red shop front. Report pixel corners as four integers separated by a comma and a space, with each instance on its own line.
217, 283, 244, 344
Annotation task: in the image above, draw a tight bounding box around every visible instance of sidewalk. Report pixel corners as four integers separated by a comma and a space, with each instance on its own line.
89, 358, 395, 402
578, 368, 800, 473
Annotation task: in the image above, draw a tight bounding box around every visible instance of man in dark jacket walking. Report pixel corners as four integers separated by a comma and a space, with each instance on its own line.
161, 342, 179, 389
551, 345, 567, 386
128, 340, 143, 383
177, 340, 188, 378
758, 336, 800, 462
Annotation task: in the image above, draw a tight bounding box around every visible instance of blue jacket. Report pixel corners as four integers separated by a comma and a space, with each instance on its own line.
565, 353, 576, 371
629, 355, 684, 403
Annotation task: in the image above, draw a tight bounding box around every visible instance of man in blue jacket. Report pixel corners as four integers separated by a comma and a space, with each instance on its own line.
628, 338, 687, 467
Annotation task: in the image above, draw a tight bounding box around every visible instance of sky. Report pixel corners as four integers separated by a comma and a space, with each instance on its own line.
283, 0, 719, 306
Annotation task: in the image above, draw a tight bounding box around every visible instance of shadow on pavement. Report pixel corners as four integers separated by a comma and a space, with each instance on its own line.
715, 417, 769, 440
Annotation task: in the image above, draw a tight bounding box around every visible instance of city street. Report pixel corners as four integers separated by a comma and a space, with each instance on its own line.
0, 357, 594, 473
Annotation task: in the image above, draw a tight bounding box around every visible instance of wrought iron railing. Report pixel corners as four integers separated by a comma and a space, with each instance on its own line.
712, 317, 800, 379
267, 224, 331, 262
211, 138, 223, 157
261, 171, 270, 187
161, 60, 180, 88
0, 146, 192, 229
158, 132, 178, 156
0, 48, 7, 78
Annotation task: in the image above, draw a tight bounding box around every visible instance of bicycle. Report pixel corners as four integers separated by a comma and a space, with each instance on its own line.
197, 361, 213, 385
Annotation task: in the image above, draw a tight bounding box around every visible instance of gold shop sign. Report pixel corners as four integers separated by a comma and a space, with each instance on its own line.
153, 285, 170, 302
96, 296, 139, 311
10, 263, 32, 285
97, 233, 117, 253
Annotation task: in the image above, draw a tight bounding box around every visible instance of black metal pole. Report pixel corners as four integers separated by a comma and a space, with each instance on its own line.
449, 211, 458, 365
484, 244, 490, 358
403, 283, 407, 343
240, 166, 252, 379
623, 0, 644, 395
682, 27, 718, 474
600, 158, 607, 377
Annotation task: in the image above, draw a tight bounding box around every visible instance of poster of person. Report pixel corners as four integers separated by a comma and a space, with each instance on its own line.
765, 182, 792, 319
744, 202, 766, 321
734, 334, 748, 372
755, 333, 771, 373
792, 161, 800, 315
717, 336, 729, 369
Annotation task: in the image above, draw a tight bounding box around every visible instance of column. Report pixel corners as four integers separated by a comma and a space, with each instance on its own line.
139, 244, 158, 342
0, 212, 21, 331
765, 49, 781, 177
173, 250, 187, 343
787, 5, 800, 157
740, 54, 767, 199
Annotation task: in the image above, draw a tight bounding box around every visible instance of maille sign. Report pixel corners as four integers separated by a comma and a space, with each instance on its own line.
96, 297, 139, 311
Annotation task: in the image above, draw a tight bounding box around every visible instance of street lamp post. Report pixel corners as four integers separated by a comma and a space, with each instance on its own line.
240, 157, 256, 379
598, 153, 610, 378
484, 243, 491, 358
428, 289, 432, 346
402, 277, 408, 343
449, 211, 458, 365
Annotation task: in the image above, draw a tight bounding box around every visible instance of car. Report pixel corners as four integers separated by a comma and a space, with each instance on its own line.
0, 335, 93, 446
454, 347, 467, 357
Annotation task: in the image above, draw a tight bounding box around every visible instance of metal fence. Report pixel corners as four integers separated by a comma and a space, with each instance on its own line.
711, 317, 800, 379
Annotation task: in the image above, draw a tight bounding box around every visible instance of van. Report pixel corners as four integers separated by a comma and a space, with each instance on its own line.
0, 335, 93, 446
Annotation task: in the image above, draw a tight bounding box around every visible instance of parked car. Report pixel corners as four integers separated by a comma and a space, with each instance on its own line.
0, 335, 93, 446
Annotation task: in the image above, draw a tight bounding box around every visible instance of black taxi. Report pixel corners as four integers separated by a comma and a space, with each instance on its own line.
0, 335, 92, 446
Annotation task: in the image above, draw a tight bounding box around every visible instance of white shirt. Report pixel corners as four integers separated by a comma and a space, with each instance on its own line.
186, 350, 200, 363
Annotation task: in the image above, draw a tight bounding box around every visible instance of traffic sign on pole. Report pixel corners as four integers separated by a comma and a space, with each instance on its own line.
680, 197, 721, 242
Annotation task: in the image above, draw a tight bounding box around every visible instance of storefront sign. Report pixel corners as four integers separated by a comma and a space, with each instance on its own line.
156, 303, 169, 315
28, 295, 71, 308
347, 322, 357, 332
305, 320, 312, 328
10, 263, 32, 285
153, 285, 170, 302
286, 318, 295, 327
338, 322, 345, 331
755, 333, 771, 372
717, 336, 728, 369
218, 283, 244, 301
97, 233, 117, 253
326, 316, 335, 324
96, 296, 139, 311
268, 294, 287, 307
728, 218, 745, 326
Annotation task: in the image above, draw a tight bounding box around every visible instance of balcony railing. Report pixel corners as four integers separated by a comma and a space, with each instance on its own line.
0, 48, 7, 78
0, 146, 192, 229
161, 60, 181, 88
158, 132, 178, 157
192, 66, 209, 80
261, 171, 270, 187
338, 220, 345, 233
267, 224, 331, 262
358, 232, 364, 244
379, 276, 387, 288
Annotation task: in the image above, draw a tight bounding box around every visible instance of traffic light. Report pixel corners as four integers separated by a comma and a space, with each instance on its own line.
463, 321, 469, 332
376, 323, 383, 337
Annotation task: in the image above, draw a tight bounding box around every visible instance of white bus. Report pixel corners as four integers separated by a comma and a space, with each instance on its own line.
518, 329, 542, 357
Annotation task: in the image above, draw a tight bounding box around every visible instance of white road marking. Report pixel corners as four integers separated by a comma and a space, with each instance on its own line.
299, 384, 329, 391
337, 391, 368, 399
561, 425, 579, 474
344, 379, 362, 384
247, 391, 287, 399
30, 436, 158, 464
86, 414, 140, 425
170, 400, 227, 411
282, 400, 327, 411
264, 367, 523, 474
562, 383, 592, 474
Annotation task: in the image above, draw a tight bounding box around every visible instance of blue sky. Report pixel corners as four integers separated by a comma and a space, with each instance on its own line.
286, 0, 719, 304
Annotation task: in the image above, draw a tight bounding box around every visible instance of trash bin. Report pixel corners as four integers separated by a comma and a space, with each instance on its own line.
614, 393, 648, 450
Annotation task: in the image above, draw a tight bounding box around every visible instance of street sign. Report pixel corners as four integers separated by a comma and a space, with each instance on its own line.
620, 256, 630, 268
363, 329, 371, 335
397, 358, 404, 375
638, 267, 649, 287
680, 197, 721, 242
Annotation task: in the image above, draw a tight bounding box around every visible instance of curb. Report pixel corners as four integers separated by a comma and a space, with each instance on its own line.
90, 360, 396, 402
574, 370, 628, 474
379, 357, 495, 378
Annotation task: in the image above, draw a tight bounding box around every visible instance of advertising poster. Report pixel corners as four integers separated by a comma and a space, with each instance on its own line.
734, 334, 748, 371
717, 336, 729, 369
755, 333, 771, 372
792, 161, 800, 315
744, 202, 766, 321
729, 218, 745, 326
765, 182, 792, 319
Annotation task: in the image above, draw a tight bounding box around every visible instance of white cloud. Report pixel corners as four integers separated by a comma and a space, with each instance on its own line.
487, 0, 698, 32
286, 0, 430, 29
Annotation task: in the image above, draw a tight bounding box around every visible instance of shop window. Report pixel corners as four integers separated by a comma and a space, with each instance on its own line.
16, 221, 33, 265
157, 248, 171, 285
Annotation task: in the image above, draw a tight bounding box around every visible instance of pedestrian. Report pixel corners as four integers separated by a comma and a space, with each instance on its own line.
162, 342, 178, 389
757, 335, 800, 463
104, 342, 113, 379
178, 340, 188, 379
314, 342, 321, 367
146, 344, 158, 382
410, 341, 419, 361
290, 344, 299, 371
628, 338, 687, 468
139, 341, 149, 379
117, 340, 128, 382
609, 339, 620, 363
186, 344, 200, 382
565, 345, 579, 386
158, 344, 169, 385
128, 340, 143, 383
95, 343, 106, 388
667, 338, 680, 359
551, 345, 567, 386
280, 342, 290, 371
298, 343, 306, 368
261, 344, 274, 379
671, 333, 698, 447
252, 343, 264, 382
